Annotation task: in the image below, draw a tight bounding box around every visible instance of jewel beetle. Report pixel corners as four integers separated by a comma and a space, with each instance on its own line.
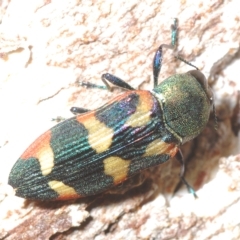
8, 19, 214, 201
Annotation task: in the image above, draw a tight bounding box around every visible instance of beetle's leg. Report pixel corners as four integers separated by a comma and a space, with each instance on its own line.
52, 108, 90, 121
77, 73, 135, 115
79, 81, 108, 90
51, 116, 66, 122
175, 150, 198, 198
70, 107, 90, 115
153, 19, 178, 88
101, 73, 135, 91
153, 19, 199, 87
171, 18, 178, 47
80, 73, 135, 91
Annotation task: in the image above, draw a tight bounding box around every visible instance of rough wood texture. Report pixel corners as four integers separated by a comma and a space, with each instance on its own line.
0, 0, 239, 239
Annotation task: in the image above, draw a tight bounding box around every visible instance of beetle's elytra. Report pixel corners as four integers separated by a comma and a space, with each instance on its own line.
8, 19, 213, 201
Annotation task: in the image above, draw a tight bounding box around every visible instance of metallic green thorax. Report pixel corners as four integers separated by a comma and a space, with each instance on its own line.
153, 70, 212, 144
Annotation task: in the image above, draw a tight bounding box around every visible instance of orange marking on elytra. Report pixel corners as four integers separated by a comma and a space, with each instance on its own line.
21, 130, 54, 175
168, 144, 178, 158
21, 130, 52, 160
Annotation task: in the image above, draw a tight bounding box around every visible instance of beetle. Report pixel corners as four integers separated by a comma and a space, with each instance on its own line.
8, 19, 214, 201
